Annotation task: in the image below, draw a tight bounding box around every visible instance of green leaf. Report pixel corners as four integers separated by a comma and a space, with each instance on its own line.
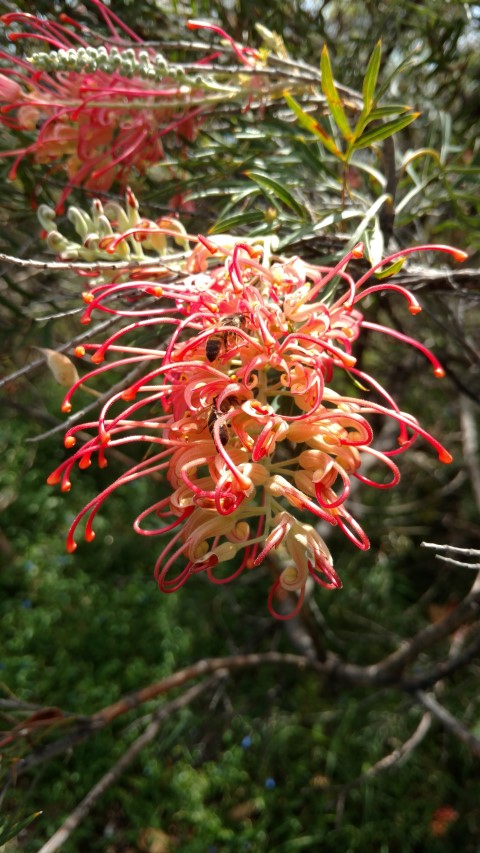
373, 257, 407, 279
353, 112, 419, 149
0, 811, 42, 845
320, 44, 352, 140
363, 217, 384, 266
283, 92, 344, 159
245, 171, 310, 220
374, 50, 420, 103
364, 105, 412, 121
345, 193, 392, 249
362, 40, 382, 111
208, 211, 265, 235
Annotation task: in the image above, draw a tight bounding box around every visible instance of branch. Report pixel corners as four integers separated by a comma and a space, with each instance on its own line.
460, 396, 480, 512
415, 690, 480, 758
0, 251, 187, 272
401, 629, 480, 691
335, 710, 432, 828
36, 676, 221, 853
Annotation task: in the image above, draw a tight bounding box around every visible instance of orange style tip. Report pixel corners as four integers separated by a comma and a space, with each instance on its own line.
453, 249, 468, 262
82, 292, 94, 304
85, 530, 96, 543
439, 450, 453, 464
74, 346, 86, 357
61, 482, 72, 493
80, 315, 91, 325
122, 390, 136, 401
100, 431, 111, 445
352, 243, 364, 258
46, 473, 61, 486
90, 353, 104, 364
66, 540, 77, 554
434, 367, 445, 378
64, 436, 76, 448
197, 234, 218, 253
61, 402, 72, 414
408, 305, 422, 315
153, 287, 163, 297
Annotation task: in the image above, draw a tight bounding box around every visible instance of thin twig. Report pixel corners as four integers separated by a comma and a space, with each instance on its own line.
415, 690, 480, 758
0, 251, 188, 272
460, 396, 480, 512
36, 676, 221, 853
335, 711, 432, 828
29, 360, 151, 442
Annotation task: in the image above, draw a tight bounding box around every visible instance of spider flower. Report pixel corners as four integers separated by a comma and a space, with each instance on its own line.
0, 3, 257, 208
46, 196, 467, 617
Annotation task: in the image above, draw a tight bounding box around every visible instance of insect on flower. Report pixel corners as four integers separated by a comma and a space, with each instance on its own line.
207, 395, 240, 447
205, 313, 248, 362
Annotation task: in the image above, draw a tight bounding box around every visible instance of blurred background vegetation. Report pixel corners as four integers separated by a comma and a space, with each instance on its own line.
1, 0, 480, 850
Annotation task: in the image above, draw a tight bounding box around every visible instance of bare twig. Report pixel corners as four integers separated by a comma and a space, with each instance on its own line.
401, 629, 480, 691
421, 542, 480, 571
415, 690, 480, 758
30, 360, 152, 442
335, 710, 432, 827
460, 396, 480, 511
0, 251, 188, 272
36, 676, 221, 853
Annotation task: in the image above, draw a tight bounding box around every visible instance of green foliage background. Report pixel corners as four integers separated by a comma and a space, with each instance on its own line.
1, 1, 479, 850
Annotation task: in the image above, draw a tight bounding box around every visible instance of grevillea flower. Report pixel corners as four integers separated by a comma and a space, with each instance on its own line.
45, 192, 467, 618
0, 3, 258, 209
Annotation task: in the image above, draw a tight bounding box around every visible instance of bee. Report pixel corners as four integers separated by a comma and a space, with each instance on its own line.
205, 314, 248, 363
207, 396, 240, 447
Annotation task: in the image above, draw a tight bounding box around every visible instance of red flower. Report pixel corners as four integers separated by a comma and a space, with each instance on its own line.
46, 192, 467, 617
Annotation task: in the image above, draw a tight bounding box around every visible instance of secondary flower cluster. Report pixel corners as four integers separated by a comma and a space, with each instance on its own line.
45, 192, 466, 618
0, 2, 259, 209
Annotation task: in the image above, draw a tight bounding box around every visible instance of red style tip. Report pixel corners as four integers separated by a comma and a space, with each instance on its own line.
408, 305, 422, 315
352, 243, 364, 258
453, 250, 468, 262
439, 450, 453, 464
433, 367, 445, 378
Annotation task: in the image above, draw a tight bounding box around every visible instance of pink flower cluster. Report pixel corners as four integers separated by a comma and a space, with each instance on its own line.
0, 4, 253, 208
46, 193, 467, 617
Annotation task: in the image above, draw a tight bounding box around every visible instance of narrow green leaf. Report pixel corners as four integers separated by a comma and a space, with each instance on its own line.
320, 44, 352, 141
208, 211, 264, 235
365, 105, 411, 121
0, 811, 42, 845
345, 193, 391, 249
399, 148, 441, 170
353, 112, 419, 149
362, 40, 382, 111
373, 257, 406, 279
374, 51, 420, 104
245, 171, 310, 220
283, 92, 344, 159
363, 217, 384, 266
